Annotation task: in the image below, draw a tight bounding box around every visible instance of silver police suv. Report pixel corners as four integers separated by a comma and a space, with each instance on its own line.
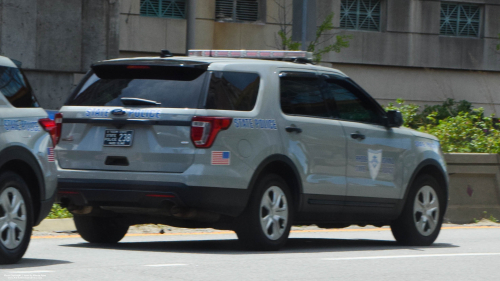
0, 56, 57, 263
55, 50, 448, 250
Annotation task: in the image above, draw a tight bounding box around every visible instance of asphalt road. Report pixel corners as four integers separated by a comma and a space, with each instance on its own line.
2, 225, 500, 281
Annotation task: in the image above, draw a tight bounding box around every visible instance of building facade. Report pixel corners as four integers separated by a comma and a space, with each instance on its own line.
1, 0, 499, 112
120, 0, 500, 113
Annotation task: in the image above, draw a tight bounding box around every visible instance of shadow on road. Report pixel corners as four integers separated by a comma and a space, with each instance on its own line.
61, 238, 458, 255
0, 258, 72, 269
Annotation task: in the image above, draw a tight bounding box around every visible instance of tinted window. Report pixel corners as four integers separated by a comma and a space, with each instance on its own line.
322, 78, 381, 123
280, 74, 330, 118
205, 71, 260, 111
0, 66, 39, 108
67, 71, 208, 108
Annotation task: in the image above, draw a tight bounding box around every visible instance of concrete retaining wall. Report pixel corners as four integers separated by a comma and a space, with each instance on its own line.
444, 153, 500, 224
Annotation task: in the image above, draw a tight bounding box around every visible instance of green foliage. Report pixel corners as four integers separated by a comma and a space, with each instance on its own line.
386, 99, 423, 128
279, 12, 352, 63
421, 109, 500, 153
420, 99, 473, 124
46, 204, 73, 219
386, 99, 500, 153
386, 98, 474, 129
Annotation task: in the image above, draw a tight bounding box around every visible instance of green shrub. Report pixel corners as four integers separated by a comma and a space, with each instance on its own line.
387, 99, 500, 153
46, 204, 73, 219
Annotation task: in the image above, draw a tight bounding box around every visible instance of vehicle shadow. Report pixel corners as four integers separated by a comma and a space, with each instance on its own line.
61, 238, 458, 255
0, 258, 72, 269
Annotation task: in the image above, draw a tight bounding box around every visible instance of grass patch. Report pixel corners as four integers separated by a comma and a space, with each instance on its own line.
46, 204, 73, 219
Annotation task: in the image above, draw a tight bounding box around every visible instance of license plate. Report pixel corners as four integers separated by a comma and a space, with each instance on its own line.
103, 130, 134, 147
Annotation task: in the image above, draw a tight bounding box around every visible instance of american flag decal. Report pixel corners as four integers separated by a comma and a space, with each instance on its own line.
211, 151, 230, 165
47, 148, 55, 162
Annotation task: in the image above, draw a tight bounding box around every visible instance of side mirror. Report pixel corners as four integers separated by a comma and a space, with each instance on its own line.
385, 110, 404, 128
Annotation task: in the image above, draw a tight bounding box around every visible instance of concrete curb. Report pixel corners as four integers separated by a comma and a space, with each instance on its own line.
34, 218, 75, 232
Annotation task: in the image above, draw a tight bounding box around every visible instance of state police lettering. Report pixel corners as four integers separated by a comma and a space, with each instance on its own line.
233, 118, 277, 130
3, 119, 41, 132
85, 108, 161, 119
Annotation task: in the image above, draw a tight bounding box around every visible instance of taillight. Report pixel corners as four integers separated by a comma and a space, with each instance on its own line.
54, 113, 63, 145
190, 117, 232, 148
38, 113, 63, 147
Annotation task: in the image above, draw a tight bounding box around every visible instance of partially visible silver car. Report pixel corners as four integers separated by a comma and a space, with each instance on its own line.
0, 56, 57, 264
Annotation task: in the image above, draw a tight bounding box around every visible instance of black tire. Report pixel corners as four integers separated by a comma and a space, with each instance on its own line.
74, 215, 129, 243
0, 171, 34, 264
391, 174, 445, 246
235, 174, 293, 251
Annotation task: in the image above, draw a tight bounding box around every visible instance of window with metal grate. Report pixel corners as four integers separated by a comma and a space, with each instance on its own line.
216, 0, 259, 22
440, 2, 480, 37
140, 0, 186, 19
340, 0, 381, 31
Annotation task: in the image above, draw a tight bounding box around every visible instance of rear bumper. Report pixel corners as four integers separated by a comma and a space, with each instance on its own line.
56, 178, 250, 217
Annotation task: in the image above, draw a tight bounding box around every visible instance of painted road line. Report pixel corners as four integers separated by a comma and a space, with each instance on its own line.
145, 263, 187, 267
31, 225, 500, 239
323, 253, 500, 261
8, 271, 54, 273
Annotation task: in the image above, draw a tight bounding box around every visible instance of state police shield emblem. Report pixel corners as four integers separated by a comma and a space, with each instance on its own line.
368, 149, 382, 180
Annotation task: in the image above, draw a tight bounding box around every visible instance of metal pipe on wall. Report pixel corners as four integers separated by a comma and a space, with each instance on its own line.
186, 0, 197, 54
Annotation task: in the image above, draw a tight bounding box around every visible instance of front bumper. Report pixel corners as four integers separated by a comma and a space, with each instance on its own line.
56, 178, 250, 217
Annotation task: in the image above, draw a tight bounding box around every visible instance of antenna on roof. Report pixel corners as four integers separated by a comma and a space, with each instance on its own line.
160, 50, 173, 58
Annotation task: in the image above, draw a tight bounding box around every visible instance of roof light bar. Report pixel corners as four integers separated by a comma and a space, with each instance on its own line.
188, 50, 313, 62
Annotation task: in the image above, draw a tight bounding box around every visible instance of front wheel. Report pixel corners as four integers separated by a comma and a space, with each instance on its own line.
235, 174, 293, 251
74, 215, 129, 243
391, 174, 445, 246
0, 172, 33, 264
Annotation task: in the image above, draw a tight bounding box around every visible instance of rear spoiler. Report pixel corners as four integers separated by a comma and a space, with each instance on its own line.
92, 60, 210, 81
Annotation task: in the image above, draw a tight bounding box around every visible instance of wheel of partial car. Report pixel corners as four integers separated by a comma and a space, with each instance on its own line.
235, 174, 293, 251
391, 174, 445, 246
74, 215, 129, 243
0, 171, 33, 264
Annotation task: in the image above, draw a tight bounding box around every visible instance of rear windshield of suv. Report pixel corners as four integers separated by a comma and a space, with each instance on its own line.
67, 66, 260, 111
0, 66, 39, 108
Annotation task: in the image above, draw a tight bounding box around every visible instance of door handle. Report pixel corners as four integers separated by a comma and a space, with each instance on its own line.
285, 126, 302, 133
350, 132, 365, 140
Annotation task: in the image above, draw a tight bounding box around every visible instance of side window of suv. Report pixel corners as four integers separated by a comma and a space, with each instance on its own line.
280, 72, 330, 118
0, 66, 39, 108
205, 71, 260, 111
321, 76, 382, 124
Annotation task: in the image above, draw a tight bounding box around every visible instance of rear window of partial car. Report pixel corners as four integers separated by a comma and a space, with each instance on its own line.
67, 64, 260, 111
0, 66, 39, 108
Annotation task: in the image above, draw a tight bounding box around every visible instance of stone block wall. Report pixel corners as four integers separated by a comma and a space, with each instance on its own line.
0, 0, 120, 109
444, 153, 500, 224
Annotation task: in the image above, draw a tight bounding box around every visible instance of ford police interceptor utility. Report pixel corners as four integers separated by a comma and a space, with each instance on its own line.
0, 56, 58, 263
55, 50, 448, 250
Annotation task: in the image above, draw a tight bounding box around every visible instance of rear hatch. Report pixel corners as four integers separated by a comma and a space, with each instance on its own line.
57, 60, 209, 173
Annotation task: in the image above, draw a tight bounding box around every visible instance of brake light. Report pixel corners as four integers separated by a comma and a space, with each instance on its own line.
190, 117, 232, 148
127, 65, 150, 69
38, 113, 63, 147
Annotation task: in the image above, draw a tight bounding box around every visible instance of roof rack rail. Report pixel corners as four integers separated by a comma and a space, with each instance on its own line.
188, 50, 313, 64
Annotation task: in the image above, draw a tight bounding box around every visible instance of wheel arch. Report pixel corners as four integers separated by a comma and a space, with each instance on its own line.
397, 159, 449, 216
0, 146, 45, 225
247, 154, 303, 212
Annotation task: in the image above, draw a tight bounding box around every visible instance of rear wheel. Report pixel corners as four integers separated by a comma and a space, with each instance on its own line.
235, 174, 292, 251
0, 172, 33, 264
391, 174, 445, 246
74, 215, 129, 243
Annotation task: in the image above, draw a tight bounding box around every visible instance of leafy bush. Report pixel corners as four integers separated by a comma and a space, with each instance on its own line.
47, 204, 73, 219
386, 98, 474, 129
387, 99, 500, 153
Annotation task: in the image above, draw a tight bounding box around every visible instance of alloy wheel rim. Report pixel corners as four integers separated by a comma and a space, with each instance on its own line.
0, 187, 27, 249
259, 186, 288, 240
413, 185, 439, 236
